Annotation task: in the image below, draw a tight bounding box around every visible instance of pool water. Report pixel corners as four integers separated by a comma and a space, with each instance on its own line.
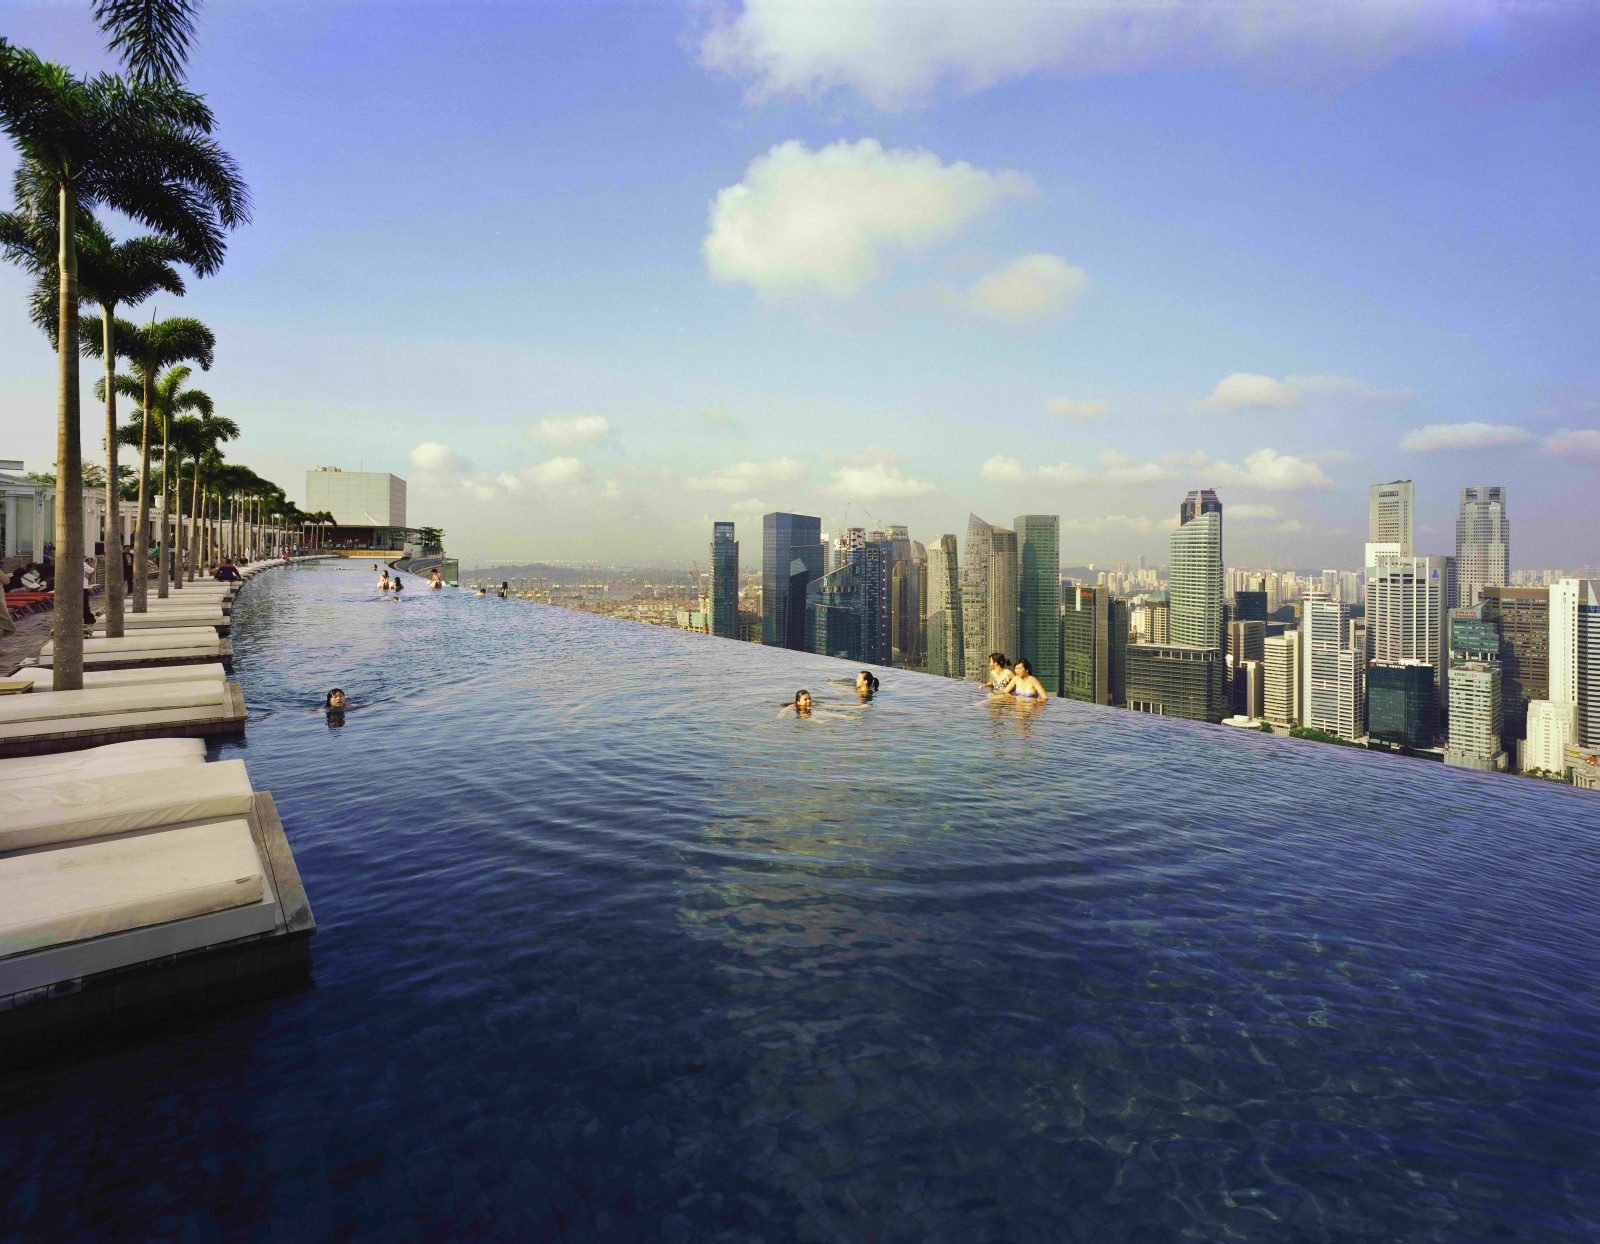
3, 559, 1598, 1241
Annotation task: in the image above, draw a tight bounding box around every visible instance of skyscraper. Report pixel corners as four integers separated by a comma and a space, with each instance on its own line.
1367, 480, 1415, 560
762, 512, 824, 651
962, 514, 1018, 679
1127, 644, 1227, 721
1061, 583, 1109, 705
1303, 594, 1359, 738
926, 535, 964, 680
709, 521, 738, 640
1550, 579, 1600, 749
1171, 493, 1223, 649
805, 531, 893, 665
1016, 515, 1061, 692
1455, 486, 1510, 608
1368, 556, 1450, 712
861, 533, 893, 667
1480, 586, 1549, 749
886, 529, 926, 668
1367, 662, 1437, 751
1107, 597, 1130, 708
1263, 631, 1300, 728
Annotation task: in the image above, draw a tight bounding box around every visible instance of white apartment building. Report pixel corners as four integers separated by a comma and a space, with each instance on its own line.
1525, 700, 1577, 775
1303, 595, 1359, 738
1264, 631, 1300, 728
1446, 663, 1505, 771
1368, 556, 1450, 708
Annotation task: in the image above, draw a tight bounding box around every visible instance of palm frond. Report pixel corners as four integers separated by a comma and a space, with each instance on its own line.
93, 0, 200, 85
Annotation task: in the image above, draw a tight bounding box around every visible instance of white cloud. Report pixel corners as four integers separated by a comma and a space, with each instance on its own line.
1200, 447, 1335, 491
526, 457, 591, 487
967, 254, 1087, 324
1275, 519, 1310, 534
1036, 462, 1096, 484
1228, 504, 1281, 521
1060, 514, 1166, 534
1099, 451, 1175, 486
531, 414, 611, 448
1543, 428, 1600, 464
1202, 373, 1302, 413
728, 496, 768, 515
704, 138, 1034, 298
687, 458, 806, 493
980, 455, 1025, 484
408, 441, 464, 474
700, 1, 1467, 110
827, 459, 937, 499
1047, 398, 1107, 421
1400, 422, 1535, 452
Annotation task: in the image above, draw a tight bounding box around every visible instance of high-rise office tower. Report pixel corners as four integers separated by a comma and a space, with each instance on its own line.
962, 514, 1018, 679
1550, 579, 1600, 749
1368, 556, 1450, 711
1016, 515, 1061, 692
1455, 486, 1510, 608
1525, 699, 1578, 775
1367, 480, 1415, 568
1444, 606, 1505, 769
1133, 599, 1170, 645
1226, 620, 1266, 716
1108, 598, 1130, 708
1233, 585, 1268, 625
762, 512, 825, 651
887, 530, 926, 669
1171, 492, 1223, 649
1061, 583, 1109, 704
861, 533, 893, 667
1126, 644, 1227, 721
1180, 487, 1222, 527
709, 521, 738, 640
1367, 663, 1437, 750
1263, 631, 1300, 728
1303, 594, 1358, 738
1480, 586, 1548, 749
926, 535, 964, 680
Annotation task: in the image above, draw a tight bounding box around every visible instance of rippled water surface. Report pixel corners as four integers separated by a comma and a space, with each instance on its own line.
4, 560, 1599, 1242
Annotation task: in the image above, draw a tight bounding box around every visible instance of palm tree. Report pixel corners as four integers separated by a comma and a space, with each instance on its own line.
1, 204, 191, 637
104, 316, 214, 608
181, 408, 237, 579
0, 26, 248, 688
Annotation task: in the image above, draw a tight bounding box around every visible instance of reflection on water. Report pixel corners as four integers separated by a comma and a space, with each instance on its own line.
2, 559, 1598, 1242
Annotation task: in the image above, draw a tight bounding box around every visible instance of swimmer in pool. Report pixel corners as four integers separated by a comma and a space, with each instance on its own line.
379, 571, 391, 592
1009, 658, 1049, 701
498, 581, 508, 598
324, 688, 346, 711
391, 575, 403, 594
789, 689, 813, 717
429, 570, 443, 590
855, 670, 880, 698
986, 652, 1014, 694
476, 586, 487, 596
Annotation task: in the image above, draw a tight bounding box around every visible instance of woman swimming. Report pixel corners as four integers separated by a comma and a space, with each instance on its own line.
789, 689, 813, 717
378, 571, 391, 592
324, 688, 346, 711
1009, 658, 1049, 700
986, 652, 1014, 693
497, 581, 509, 598
429, 569, 443, 590
855, 670, 880, 698
391, 575, 403, 594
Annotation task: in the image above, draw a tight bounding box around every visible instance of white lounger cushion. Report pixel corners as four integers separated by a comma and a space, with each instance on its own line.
0, 681, 225, 726
13, 664, 226, 690
39, 647, 220, 669
0, 759, 254, 851
42, 628, 218, 655
0, 820, 265, 958
0, 737, 206, 780
97, 612, 224, 627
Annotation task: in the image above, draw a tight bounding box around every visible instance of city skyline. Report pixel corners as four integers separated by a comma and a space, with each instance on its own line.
2, 5, 1597, 569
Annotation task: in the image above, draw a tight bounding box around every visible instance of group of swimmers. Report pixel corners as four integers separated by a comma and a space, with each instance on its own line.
787, 670, 880, 716
372, 565, 445, 594
785, 654, 1045, 717
474, 581, 510, 598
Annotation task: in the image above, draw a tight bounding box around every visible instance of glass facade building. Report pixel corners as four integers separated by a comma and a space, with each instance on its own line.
1368, 662, 1438, 750
1455, 486, 1509, 608
710, 521, 738, 640
1016, 515, 1061, 692
1170, 497, 1223, 650
1480, 586, 1548, 745
925, 535, 964, 680
1061, 584, 1109, 704
961, 515, 1018, 679
1126, 644, 1226, 723
762, 512, 824, 651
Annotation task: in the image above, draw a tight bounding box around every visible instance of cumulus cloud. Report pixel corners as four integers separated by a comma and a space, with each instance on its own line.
1543, 428, 1600, 463
408, 441, 464, 474
525, 457, 591, 487
704, 138, 1034, 298
531, 414, 611, 448
980, 455, 1025, 485
687, 458, 806, 493
728, 496, 769, 516
828, 455, 937, 499
1275, 519, 1310, 534
1047, 398, 1107, 421
1399, 422, 1536, 452
990, 447, 1332, 492
1195, 448, 1336, 491
1202, 373, 1303, 413
1060, 514, 1167, 534
1228, 503, 1281, 521
967, 254, 1087, 324
699, 0, 1470, 110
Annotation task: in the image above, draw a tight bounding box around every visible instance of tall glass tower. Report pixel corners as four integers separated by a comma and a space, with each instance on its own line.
1016, 515, 1061, 692
926, 534, 964, 680
709, 521, 738, 639
1170, 491, 1223, 650
1455, 486, 1509, 608
762, 512, 824, 650
962, 515, 1017, 678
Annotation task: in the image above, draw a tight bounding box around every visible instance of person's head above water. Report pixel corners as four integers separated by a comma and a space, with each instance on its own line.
794, 689, 813, 712
1014, 658, 1032, 677
856, 670, 880, 695
988, 652, 1010, 671
325, 688, 346, 710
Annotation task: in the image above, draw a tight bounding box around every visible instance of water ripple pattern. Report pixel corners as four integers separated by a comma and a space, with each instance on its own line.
3, 560, 1598, 1242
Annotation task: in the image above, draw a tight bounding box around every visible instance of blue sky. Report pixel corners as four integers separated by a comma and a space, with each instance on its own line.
2, 1, 1597, 568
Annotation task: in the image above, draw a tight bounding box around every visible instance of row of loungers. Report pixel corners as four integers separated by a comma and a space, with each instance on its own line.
0, 559, 313, 1046
0, 738, 315, 1042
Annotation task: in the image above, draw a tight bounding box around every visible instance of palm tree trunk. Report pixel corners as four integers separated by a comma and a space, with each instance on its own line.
132, 371, 153, 613
52, 183, 85, 692
101, 303, 125, 639
158, 412, 171, 597
172, 455, 185, 590
187, 462, 202, 580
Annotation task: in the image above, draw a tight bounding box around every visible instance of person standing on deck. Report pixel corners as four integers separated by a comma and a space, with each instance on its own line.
82, 557, 98, 625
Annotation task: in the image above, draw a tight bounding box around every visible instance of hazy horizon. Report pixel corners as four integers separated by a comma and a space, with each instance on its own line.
3, 2, 1596, 568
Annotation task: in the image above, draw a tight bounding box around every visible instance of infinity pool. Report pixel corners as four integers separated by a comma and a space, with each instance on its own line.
3, 559, 1598, 1241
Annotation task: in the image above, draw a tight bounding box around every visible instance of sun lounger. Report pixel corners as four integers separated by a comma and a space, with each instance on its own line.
0, 680, 246, 757
0, 737, 206, 781
0, 681, 226, 726
11, 664, 226, 690
43, 628, 218, 655
36, 644, 231, 673
0, 820, 266, 959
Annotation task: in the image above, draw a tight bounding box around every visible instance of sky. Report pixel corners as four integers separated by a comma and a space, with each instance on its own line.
2, 0, 1597, 570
